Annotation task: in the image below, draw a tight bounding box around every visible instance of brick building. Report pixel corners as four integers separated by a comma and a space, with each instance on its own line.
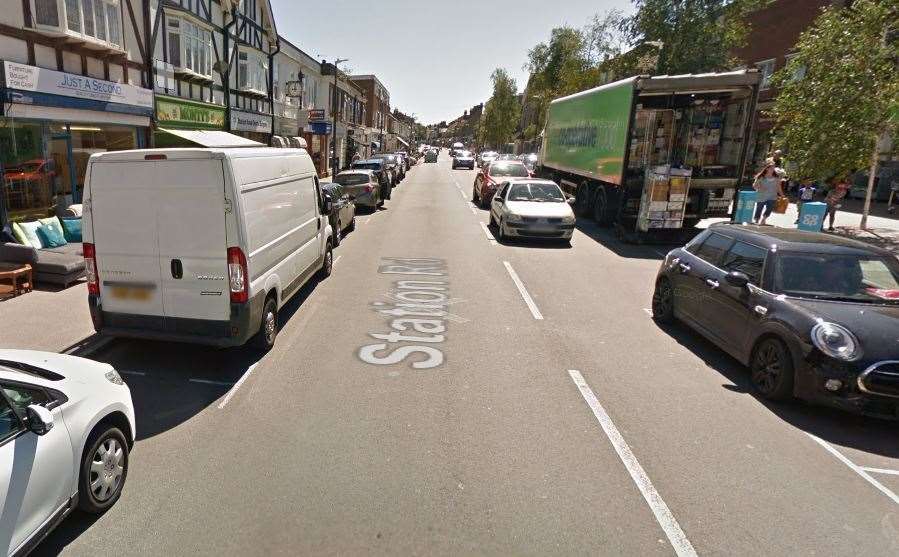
348, 74, 390, 150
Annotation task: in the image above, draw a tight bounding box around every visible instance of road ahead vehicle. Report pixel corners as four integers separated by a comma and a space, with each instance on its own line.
452, 150, 475, 170
0, 350, 135, 557
538, 71, 760, 242
351, 159, 393, 201
450, 142, 465, 157
477, 151, 497, 168
424, 149, 438, 163
83, 148, 334, 351
496, 153, 517, 161
334, 169, 382, 209
489, 179, 576, 244
652, 224, 899, 418
472, 160, 531, 208
521, 153, 539, 172
321, 182, 356, 246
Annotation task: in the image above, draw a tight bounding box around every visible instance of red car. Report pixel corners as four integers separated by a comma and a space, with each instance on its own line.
471, 161, 530, 208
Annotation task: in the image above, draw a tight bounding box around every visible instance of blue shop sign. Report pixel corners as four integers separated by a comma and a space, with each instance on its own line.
310, 121, 332, 135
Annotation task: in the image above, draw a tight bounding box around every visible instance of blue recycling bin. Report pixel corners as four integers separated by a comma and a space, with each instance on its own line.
798, 201, 827, 232
733, 190, 757, 224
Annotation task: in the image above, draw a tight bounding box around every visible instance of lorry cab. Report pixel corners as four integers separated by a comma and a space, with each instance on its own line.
82, 147, 334, 350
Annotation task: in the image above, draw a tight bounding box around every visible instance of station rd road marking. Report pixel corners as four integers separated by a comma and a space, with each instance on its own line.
459, 189, 468, 201
567, 370, 698, 557
503, 261, 543, 320
479, 222, 496, 243
806, 433, 899, 506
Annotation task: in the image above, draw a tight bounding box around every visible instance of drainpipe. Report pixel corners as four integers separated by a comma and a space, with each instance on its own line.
268, 38, 280, 146
223, 2, 237, 135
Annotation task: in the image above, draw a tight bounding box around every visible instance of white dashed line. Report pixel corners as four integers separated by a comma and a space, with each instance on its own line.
503, 261, 543, 320
568, 370, 697, 557
479, 221, 496, 242
459, 189, 467, 201
189, 378, 235, 387
807, 433, 899, 506
217, 363, 258, 409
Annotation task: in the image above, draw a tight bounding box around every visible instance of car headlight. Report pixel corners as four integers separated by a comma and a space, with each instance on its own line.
811, 322, 861, 361
562, 215, 576, 224
506, 213, 523, 223
105, 369, 124, 385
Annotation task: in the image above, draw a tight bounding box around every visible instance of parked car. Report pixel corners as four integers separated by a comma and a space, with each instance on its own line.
0, 350, 135, 557
83, 147, 334, 351
489, 179, 576, 244
350, 159, 392, 201
321, 182, 356, 246
471, 160, 531, 208
372, 154, 403, 184
496, 153, 518, 161
652, 224, 899, 418
522, 153, 539, 172
452, 150, 476, 170
425, 150, 438, 163
477, 151, 498, 168
334, 169, 383, 210
395, 151, 412, 171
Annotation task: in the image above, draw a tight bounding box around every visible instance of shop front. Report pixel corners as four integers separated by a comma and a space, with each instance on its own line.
0, 61, 152, 225
154, 95, 227, 147
230, 109, 273, 145
305, 120, 331, 176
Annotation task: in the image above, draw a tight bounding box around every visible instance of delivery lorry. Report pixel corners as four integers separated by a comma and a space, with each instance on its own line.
538, 70, 760, 242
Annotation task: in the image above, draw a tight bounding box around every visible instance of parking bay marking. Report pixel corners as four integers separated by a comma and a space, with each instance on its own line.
860, 467, 899, 476
806, 433, 899, 506
503, 261, 544, 320
567, 370, 698, 557
479, 222, 496, 243
217, 363, 259, 409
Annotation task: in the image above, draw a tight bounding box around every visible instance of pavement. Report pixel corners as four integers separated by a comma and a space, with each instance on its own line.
16, 153, 899, 555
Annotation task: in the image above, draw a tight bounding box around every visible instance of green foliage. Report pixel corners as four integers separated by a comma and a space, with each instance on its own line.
771, 0, 899, 180
621, 0, 769, 74
482, 68, 521, 148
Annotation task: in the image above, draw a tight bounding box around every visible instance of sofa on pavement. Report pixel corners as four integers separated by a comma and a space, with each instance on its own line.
1, 215, 85, 287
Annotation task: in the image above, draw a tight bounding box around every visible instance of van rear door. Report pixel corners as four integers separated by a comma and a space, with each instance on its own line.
89, 160, 165, 320
156, 159, 230, 322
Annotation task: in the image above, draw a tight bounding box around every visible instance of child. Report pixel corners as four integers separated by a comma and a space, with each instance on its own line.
795, 178, 816, 223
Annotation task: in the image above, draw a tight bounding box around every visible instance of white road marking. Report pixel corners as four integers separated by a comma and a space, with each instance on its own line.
643, 308, 653, 316
217, 363, 259, 409
459, 189, 467, 201
860, 467, 899, 476
806, 433, 899, 506
567, 370, 698, 557
503, 261, 544, 320
334, 255, 342, 266
189, 378, 235, 387
470, 207, 477, 215
119, 370, 146, 376
479, 221, 496, 242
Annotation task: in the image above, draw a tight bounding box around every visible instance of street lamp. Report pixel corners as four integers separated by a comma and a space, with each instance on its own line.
331, 58, 348, 178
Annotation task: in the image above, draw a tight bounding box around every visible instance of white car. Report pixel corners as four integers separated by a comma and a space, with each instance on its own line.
489, 179, 577, 244
0, 350, 135, 556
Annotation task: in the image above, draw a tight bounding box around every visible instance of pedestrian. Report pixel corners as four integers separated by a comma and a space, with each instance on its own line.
824, 176, 852, 232
753, 163, 785, 225
352, 152, 361, 163
795, 177, 816, 223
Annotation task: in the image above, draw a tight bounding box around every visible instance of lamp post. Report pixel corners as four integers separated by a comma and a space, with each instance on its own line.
331, 58, 348, 178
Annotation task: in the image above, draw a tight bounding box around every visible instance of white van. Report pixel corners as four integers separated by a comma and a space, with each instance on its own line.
82, 148, 334, 350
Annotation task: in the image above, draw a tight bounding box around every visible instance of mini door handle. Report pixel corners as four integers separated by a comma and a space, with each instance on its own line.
678, 263, 691, 273
171, 259, 183, 279
705, 278, 719, 288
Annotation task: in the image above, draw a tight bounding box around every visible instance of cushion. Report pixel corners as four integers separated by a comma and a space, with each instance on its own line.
60, 217, 83, 242
36, 221, 67, 248
0, 225, 15, 243
41, 243, 82, 256
16, 221, 45, 248
11, 222, 33, 247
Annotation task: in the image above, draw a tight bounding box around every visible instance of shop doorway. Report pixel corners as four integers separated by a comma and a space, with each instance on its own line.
49, 129, 78, 205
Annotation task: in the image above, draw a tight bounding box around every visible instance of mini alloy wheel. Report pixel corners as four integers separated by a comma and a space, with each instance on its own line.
750, 338, 794, 400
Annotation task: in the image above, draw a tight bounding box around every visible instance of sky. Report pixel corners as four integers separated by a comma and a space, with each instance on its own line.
271, 0, 634, 125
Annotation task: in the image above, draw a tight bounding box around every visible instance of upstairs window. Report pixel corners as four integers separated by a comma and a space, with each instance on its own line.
238, 50, 268, 93
167, 16, 213, 78
756, 59, 776, 90
32, 0, 121, 49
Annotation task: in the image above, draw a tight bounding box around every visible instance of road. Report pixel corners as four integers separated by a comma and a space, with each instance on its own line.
40, 152, 899, 556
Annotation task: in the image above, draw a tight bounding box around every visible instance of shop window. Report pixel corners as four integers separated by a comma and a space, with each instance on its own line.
32, 0, 121, 49
167, 16, 213, 78
0, 121, 54, 223
68, 125, 136, 205
756, 59, 775, 90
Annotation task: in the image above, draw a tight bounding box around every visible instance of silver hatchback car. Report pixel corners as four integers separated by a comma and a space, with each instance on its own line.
334, 170, 382, 210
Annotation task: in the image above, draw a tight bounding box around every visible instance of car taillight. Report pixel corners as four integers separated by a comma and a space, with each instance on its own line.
365, 184, 373, 193
227, 246, 248, 303
84, 242, 99, 295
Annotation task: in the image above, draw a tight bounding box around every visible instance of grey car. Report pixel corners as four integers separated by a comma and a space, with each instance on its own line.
334, 170, 382, 210
321, 182, 356, 246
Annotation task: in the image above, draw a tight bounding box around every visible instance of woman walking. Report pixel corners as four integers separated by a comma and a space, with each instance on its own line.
753, 163, 785, 225
824, 176, 851, 231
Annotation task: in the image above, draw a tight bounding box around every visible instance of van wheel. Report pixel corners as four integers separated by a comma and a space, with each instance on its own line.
252, 296, 278, 351
78, 426, 129, 514
318, 242, 333, 280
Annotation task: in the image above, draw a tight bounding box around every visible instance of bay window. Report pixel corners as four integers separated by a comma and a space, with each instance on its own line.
166, 16, 213, 78
32, 0, 122, 49
238, 50, 268, 94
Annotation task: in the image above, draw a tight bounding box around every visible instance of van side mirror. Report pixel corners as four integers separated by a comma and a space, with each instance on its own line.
725, 271, 750, 288
26, 405, 54, 436
323, 193, 333, 213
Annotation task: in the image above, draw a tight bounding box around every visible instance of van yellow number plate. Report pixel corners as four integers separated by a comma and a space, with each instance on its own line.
110, 286, 152, 300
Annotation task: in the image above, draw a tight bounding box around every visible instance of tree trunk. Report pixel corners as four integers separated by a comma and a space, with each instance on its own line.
860, 144, 880, 231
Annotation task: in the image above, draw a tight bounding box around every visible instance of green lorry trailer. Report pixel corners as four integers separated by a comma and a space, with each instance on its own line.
538, 70, 761, 242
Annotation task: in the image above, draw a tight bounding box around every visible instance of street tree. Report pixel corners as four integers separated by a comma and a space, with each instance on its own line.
771, 0, 898, 229
482, 68, 521, 149
621, 0, 769, 74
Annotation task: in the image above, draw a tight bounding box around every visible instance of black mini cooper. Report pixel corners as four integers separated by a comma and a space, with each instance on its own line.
652, 224, 899, 419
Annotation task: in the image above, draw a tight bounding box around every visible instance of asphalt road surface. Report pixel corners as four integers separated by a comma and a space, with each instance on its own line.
40, 152, 899, 556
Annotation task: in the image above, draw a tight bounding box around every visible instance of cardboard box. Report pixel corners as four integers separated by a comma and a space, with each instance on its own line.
668, 201, 684, 210
649, 201, 669, 211
669, 177, 688, 195
651, 186, 669, 201
648, 211, 666, 220
665, 220, 683, 228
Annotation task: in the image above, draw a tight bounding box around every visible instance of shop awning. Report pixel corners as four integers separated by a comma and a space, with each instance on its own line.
157, 128, 264, 148
395, 136, 410, 148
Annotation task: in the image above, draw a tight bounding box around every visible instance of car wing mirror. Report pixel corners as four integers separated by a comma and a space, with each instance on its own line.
26, 404, 54, 435
566, 197, 576, 205
725, 271, 750, 288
